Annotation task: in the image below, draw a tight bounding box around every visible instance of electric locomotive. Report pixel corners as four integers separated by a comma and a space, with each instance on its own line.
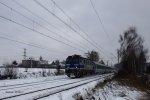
65, 55, 114, 78
65, 55, 95, 78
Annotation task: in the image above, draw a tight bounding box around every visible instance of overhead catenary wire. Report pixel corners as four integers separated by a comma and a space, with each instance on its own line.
50, 0, 116, 60
11, 0, 89, 51
0, 1, 87, 53
0, 0, 116, 64
89, 0, 117, 59
34, 0, 110, 59
89, 0, 112, 43
11, 0, 59, 31
50, 0, 116, 64
0, 15, 85, 53
0, 36, 72, 60
50, 0, 101, 49
0, 35, 67, 56
0, 1, 89, 52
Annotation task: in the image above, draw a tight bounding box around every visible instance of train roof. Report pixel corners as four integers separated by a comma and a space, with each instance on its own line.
68, 55, 92, 61
94, 62, 114, 69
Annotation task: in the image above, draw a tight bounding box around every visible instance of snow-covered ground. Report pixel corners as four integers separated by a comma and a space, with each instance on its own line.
0, 74, 113, 100
40, 76, 148, 100
0, 72, 147, 100
39, 74, 113, 100
0, 75, 68, 87
0, 68, 65, 79
98, 81, 147, 100
40, 76, 108, 100
86, 81, 148, 100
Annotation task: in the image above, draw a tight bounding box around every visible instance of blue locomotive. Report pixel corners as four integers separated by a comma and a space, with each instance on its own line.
65, 55, 113, 78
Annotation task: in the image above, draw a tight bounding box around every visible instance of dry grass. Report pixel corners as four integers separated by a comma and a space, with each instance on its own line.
114, 74, 150, 99
114, 74, 149, 91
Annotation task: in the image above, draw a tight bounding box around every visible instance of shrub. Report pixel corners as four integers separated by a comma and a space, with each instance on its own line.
2, 66, 18, 79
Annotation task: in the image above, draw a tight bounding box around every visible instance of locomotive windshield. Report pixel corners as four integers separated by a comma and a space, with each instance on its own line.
73, 55, 79, 63
66, 56, 72, 63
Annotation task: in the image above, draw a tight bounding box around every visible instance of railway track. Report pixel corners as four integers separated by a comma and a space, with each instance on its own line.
0, 74, 113, 100
0, 76, 68, 88
0, 77, 69, 91
37, 75, 112, 100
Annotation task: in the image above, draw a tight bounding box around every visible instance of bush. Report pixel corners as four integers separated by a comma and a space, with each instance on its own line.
2, 67, 18, 79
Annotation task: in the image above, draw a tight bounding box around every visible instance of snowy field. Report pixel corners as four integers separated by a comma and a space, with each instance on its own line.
0, 75, 68, 87
0, 68, 65, 79
0, 72, 147, 100
0, 74, 113, 100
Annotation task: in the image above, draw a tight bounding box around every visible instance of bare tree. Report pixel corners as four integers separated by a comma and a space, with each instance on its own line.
12, 60, 18, 66
118, 27, 148, 74
85, 50, 99, 62
100, 60, 105, 65
55, 60, 60, 75
3, 62, 18, 79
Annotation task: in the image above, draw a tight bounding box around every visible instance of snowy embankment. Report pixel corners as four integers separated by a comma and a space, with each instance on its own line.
71, 80, 148, 100
0, 68, 65, 79
40, 75, 148, 100
93, 81, 147, 100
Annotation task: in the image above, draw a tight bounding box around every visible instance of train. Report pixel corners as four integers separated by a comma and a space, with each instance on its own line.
65, 55, 114, 78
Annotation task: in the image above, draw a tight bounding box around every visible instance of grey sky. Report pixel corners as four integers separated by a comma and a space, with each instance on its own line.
0, 0, 150, 65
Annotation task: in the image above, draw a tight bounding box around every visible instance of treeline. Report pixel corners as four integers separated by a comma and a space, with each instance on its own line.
117, 27, 148, 74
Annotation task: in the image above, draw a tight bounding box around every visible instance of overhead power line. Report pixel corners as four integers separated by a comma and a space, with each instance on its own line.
0, 33, 50, 52
12, 0, 58, 31
0, 1, 87, 53
0, 1, 88, 52
34, 0, 110, 58
89, 0, 117, 59
0, 35, 67, 55
0, 15, 85, 53
34, 0, 116, 63
89, 0, 113, 45
12, 0, 90, 49
0, 33, 70, 55
50, 0, 116, 60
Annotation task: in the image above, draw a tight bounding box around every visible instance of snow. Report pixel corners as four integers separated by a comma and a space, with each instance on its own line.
38, 74, 114, 100
0, 68, 65, 79
0, 72, 146, 100
0, 75, 67, 87
91, 81, 147, 100
39, 75, 147, 100
0, 74, 113, 100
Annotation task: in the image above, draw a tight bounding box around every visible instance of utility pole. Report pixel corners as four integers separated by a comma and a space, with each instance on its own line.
31, 58, 32, 68
29, 57, 33, 69
23, 48, 27, 60
107, 60, 109, 66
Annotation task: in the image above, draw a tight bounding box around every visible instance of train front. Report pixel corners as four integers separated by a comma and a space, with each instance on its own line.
65, 55, 82, 78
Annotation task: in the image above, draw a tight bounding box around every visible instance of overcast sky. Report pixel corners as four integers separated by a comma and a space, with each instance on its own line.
0, 0, 150, 65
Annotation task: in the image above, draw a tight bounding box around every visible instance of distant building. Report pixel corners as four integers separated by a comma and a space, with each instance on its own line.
39, 60, 48, 65
22, 60, 39, 68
